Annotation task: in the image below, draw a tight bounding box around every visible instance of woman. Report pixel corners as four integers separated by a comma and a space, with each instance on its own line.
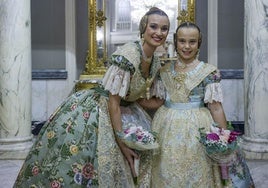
151, 22, 255, 188
14, 7, 170, 188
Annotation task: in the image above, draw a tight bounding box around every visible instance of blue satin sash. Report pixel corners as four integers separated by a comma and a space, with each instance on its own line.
164, 100, 204, 110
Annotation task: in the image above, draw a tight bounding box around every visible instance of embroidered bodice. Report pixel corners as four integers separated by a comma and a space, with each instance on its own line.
160, 61, 223, 104
102, 42, 165, 101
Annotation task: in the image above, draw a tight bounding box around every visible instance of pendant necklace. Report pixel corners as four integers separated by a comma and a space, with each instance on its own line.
138, 41, 154, 99
145, 77, 153, 100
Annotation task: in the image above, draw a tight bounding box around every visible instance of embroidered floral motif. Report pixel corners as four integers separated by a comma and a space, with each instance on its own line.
108, 55, 135, 74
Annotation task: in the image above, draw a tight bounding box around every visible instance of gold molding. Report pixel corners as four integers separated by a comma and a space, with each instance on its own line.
80, 0, 106, 78
178, 0, 195, 25
75, 0, 107, 91
96, 10, 107, 27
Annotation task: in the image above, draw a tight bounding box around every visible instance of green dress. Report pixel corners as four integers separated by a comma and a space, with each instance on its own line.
14, 41, 165, 188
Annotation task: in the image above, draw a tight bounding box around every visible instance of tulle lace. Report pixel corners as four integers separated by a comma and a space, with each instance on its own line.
204, 83, 224, 103
102, 64, 130, 98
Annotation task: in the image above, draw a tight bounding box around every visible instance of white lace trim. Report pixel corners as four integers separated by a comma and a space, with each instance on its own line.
151, 79, 166, 99
102, 65, 130, 98
204, 83, 223, 103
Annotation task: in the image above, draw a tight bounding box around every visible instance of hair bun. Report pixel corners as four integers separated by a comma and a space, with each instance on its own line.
149, 7, 160, 11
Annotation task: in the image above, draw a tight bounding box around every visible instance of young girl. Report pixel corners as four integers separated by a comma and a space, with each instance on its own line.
151, 22, 255, 188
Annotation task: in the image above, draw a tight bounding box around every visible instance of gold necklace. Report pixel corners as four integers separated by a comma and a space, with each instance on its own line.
171, 62, 186, 90
177, 59, 197, 69
140, 42, 152, 64
145, 77, 153, 100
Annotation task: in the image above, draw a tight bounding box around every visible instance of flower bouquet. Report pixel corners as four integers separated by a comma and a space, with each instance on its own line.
116, 123, 159, 151
198, 123, 241, 185
116, 123, 159, 184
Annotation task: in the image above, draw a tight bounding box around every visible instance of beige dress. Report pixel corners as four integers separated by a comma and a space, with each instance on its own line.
151, 61, 223, 188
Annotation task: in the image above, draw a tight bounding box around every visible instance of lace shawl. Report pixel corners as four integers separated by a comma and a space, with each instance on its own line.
160, 61, 223, 103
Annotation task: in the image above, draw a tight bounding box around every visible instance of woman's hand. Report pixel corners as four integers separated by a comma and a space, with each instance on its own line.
116, 138, 139, 177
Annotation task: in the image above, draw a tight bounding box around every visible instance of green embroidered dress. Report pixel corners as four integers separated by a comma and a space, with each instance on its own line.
14, 42, 165, 188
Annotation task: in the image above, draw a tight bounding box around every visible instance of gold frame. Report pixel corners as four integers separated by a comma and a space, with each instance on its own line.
76, 0, 195, 91
76, 0, 107, 90
178, 0, 195, 24
82, 0, 106, 77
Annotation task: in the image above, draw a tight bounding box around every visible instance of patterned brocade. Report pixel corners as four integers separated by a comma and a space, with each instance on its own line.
14, 41, 164, 188
152, 107, 223, 188
151, 61, 254, 188
152, 62, 224, 187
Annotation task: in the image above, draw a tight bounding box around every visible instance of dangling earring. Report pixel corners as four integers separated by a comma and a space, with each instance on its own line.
141, 34, 145, 45
195, 49, 200, 60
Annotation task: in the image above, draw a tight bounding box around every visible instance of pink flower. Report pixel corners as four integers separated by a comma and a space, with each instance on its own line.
83, 111, 90, 119
206, 133, 220, 141
230, 131, 241, 136
32, 166, 39, 176
50, 180, 61, 188
82, 163, 94, 179
71, 103, 77, 111
228, 131, 241, 143
124, 129, 130, 134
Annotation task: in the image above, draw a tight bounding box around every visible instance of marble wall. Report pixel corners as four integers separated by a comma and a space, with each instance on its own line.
32, 80, 74, 122
221, 79, 244, 121
242, 0, 268, 159
0, 0, 32, 159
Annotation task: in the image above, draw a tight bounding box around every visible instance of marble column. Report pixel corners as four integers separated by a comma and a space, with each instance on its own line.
0, 0, 32, 159
242, 0, 268, 159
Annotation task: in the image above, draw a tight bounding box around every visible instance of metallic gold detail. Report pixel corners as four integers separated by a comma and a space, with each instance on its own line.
96, 10, 107, 27
75, 75, 103, 91
76, 0, 107, 91
177, 0, 195, 25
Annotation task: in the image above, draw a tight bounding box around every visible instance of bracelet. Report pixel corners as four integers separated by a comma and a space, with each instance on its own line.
114, 130, 124, 139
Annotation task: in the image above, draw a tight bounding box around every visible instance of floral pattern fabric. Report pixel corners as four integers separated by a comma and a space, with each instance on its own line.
14, 90, 101, 188
14, 41, 164, 188
151, 61, 254, 188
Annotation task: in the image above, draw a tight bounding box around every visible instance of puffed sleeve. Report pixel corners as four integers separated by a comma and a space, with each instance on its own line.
204, 69, 224, 103
102, 55, 135, 98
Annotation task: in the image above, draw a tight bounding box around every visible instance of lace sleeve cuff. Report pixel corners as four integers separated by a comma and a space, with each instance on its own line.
204, 83, 223, 103
102, 65, 130, 98
151, 79, 166, 99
